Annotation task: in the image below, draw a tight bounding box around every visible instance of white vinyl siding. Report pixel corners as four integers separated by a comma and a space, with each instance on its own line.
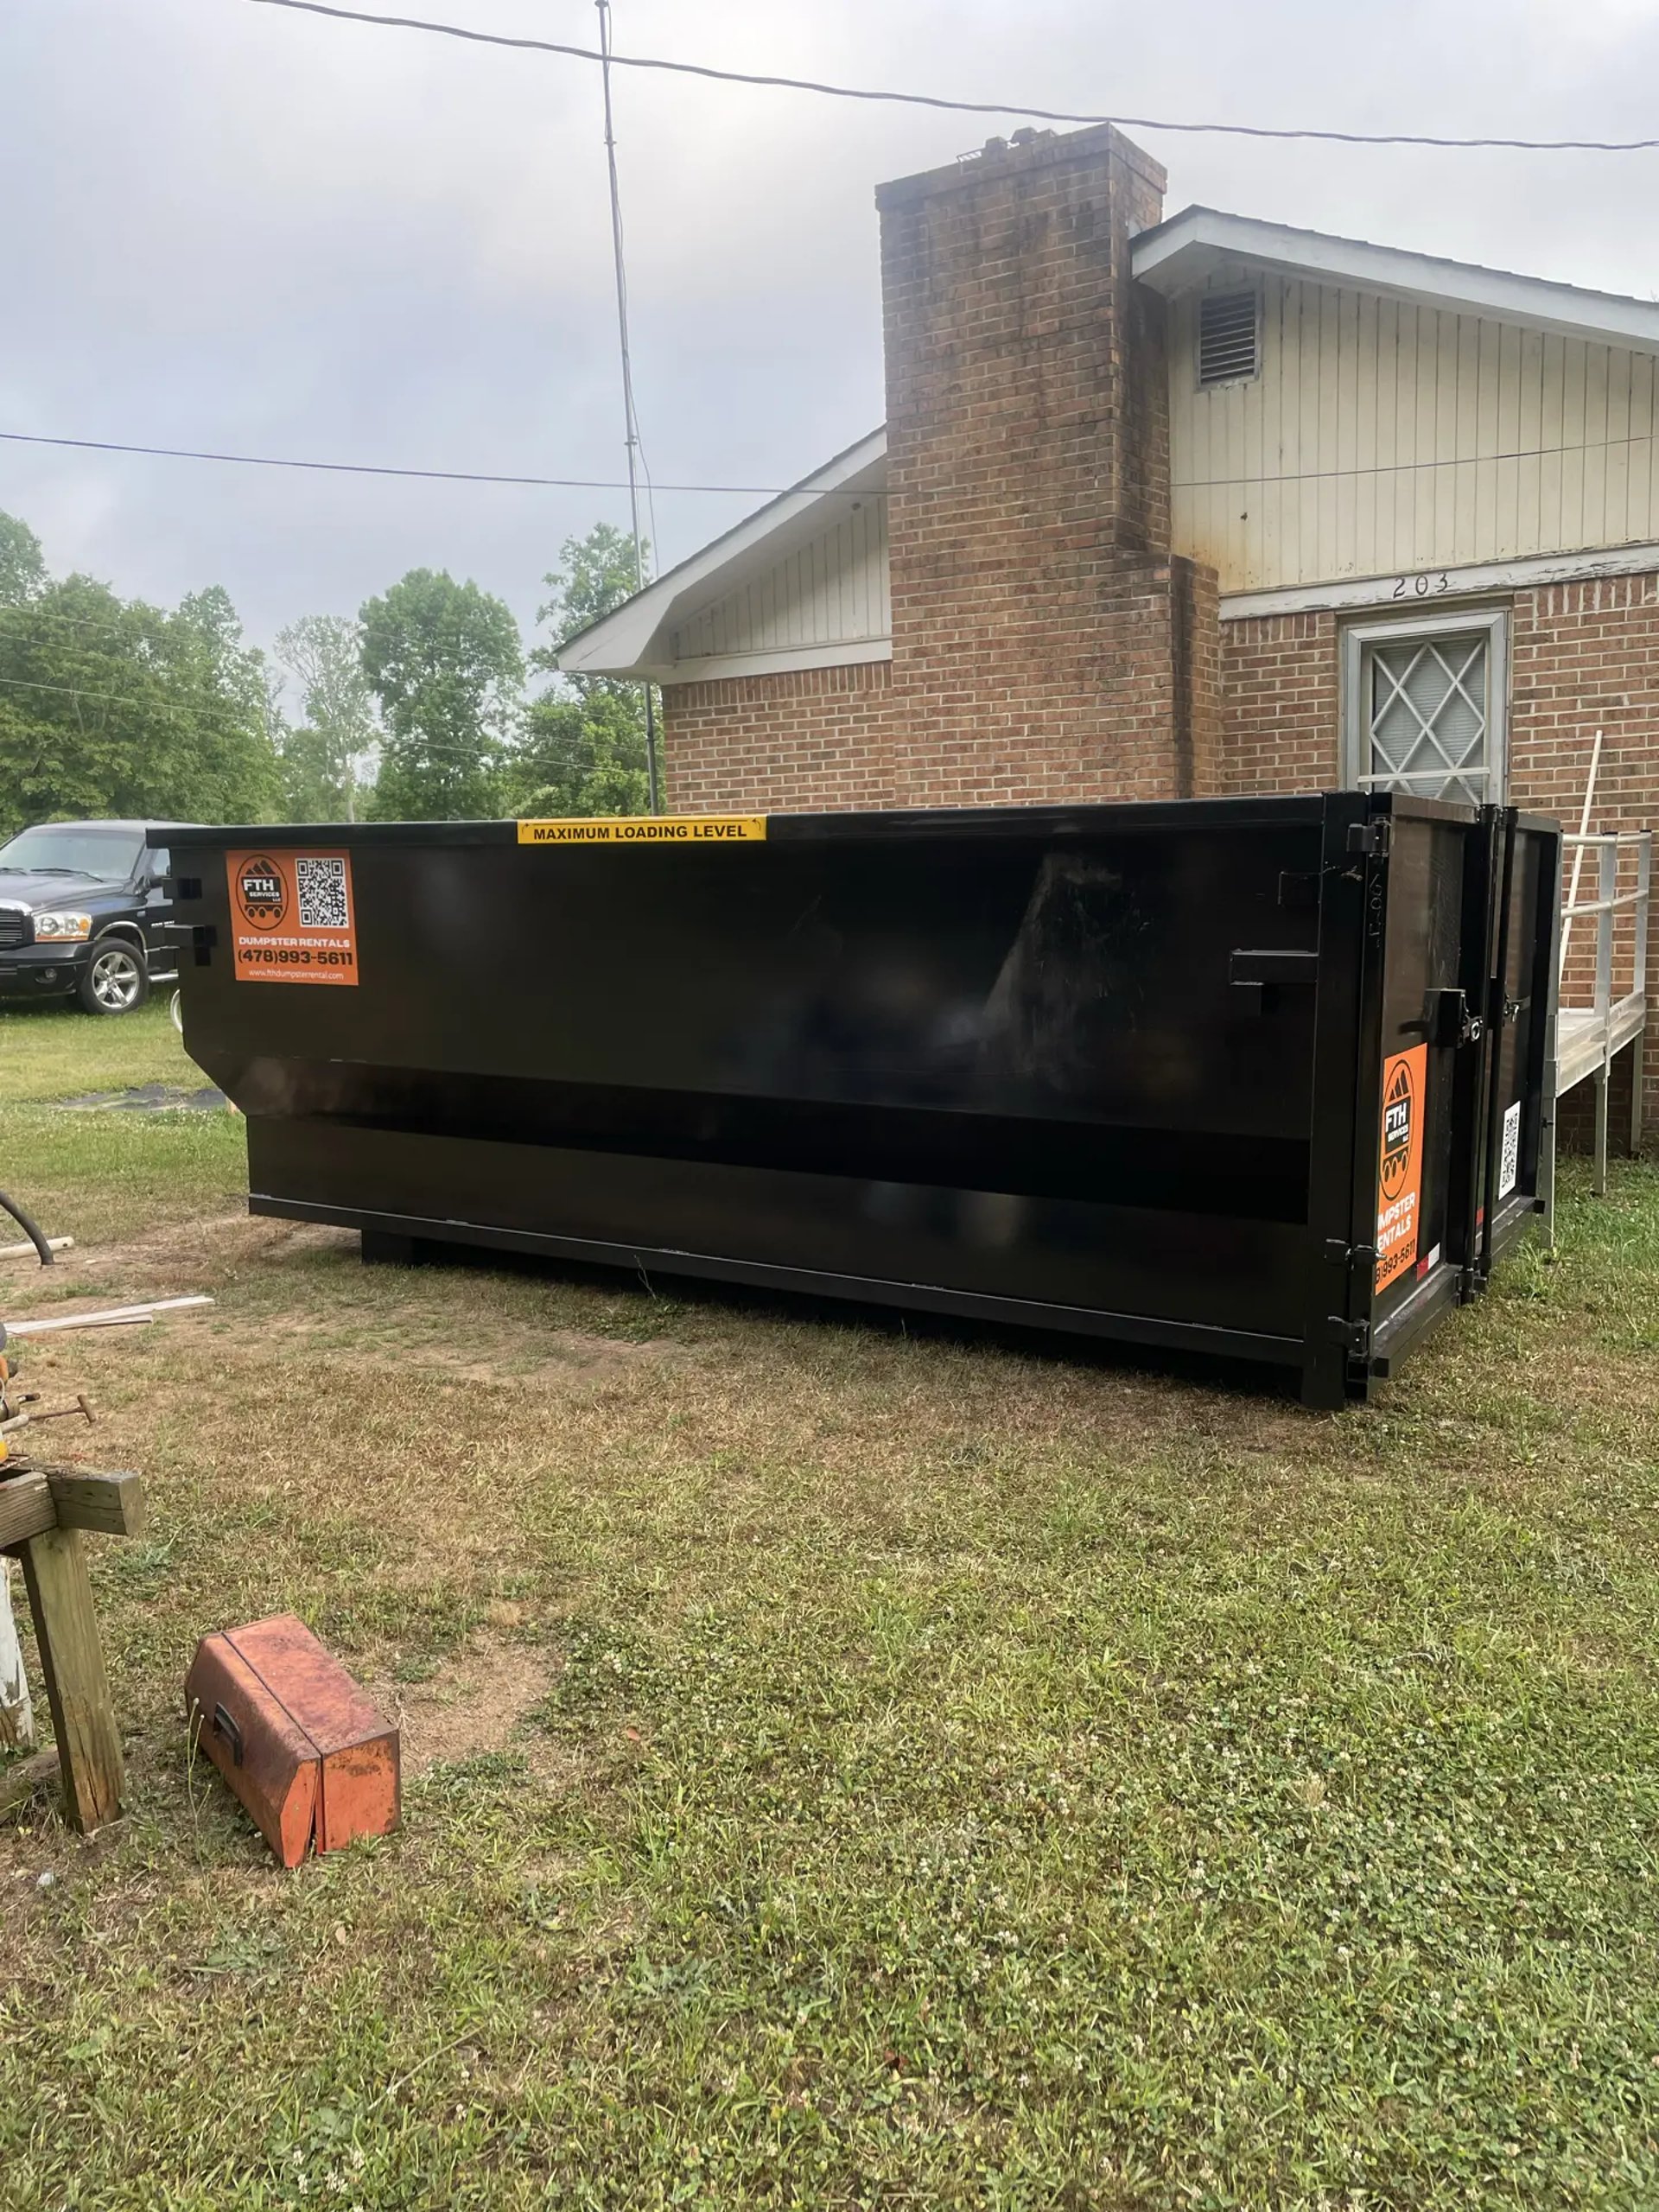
1169, 274, 1659, 594
670, 499, 890, 665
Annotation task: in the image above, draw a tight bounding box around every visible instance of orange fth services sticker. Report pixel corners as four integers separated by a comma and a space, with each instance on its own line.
226, 850, 359, 986
1375, 1042, 1427, 1293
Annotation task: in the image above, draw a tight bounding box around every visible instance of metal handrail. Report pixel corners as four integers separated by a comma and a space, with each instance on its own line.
1560, 832, 1650, 999
1551, 828, 1650, 1206
1566, 893, 1644, 920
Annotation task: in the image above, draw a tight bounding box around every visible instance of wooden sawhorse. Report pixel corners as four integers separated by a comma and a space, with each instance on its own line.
0, 1466, 145, 1833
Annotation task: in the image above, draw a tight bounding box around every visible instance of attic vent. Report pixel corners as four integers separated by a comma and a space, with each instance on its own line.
1198, 290, 1259, 386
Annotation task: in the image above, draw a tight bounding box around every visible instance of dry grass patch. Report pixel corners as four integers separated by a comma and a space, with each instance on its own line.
2, 1000, 1659, 2206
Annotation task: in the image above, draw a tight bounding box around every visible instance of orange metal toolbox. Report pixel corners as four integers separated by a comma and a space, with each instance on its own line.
186, 1614, 399, 1866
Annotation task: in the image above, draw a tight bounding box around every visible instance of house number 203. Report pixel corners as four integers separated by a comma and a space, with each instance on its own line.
1392, 571, 1452, 599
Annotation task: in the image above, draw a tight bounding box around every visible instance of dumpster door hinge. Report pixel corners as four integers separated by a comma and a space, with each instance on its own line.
1346, 819, 1392, 861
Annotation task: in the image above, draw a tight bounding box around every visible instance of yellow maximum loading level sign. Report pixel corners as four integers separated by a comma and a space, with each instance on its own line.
517, 815, 767, 846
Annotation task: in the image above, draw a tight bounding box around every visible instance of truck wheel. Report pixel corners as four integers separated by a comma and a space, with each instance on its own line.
78, 938, 150, 1016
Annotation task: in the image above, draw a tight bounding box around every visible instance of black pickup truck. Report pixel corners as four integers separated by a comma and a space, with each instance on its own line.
0, 820, 187, 1015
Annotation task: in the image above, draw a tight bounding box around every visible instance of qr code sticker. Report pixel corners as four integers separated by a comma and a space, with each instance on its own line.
296, 856, 349, 931
1498, 1098, 1521, 1200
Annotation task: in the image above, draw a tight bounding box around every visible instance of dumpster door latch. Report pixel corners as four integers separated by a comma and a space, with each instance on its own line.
1326, 1313, 1371, 1357
1323, 1243, 1375, 1359
1424, 988, 1484, 1048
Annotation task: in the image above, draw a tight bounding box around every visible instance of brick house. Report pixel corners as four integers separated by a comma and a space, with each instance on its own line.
561, 122, 1657, 1128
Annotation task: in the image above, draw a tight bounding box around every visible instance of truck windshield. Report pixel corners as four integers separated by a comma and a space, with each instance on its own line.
0, 825, 147, 880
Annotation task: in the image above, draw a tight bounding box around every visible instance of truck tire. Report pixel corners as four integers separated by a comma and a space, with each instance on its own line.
78, 937, 150, 1016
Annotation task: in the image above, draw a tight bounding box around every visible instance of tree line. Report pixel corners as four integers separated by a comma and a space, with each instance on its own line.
0, 507, 652, 831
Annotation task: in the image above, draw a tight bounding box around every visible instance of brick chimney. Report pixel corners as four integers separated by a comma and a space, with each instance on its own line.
876, 124, 1217, 804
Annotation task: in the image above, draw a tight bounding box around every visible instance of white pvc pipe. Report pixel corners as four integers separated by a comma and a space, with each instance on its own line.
0, 1237, 73, 1262
1560, 727, 1605, 978
0, 1560, 33, 1754
7, 1294, 213, 1338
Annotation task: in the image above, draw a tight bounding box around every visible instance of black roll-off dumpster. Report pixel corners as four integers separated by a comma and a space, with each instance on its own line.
169, 792, 1560, 1408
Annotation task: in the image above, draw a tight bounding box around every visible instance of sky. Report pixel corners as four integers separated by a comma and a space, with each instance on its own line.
5, 0, 1659, 690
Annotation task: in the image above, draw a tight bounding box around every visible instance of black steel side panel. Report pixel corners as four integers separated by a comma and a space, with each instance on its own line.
170, 794, 1560, 1400
182, 810, 1332, 1355
247, 1119, 1310, 1338
190, 823, 1323, 1147
254, 1192, 1302, 1365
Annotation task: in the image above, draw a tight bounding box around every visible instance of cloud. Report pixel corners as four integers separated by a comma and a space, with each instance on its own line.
4, 0, 1659, 653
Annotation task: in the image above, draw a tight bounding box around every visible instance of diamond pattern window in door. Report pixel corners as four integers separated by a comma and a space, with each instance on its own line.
1363, 632, 1491, 808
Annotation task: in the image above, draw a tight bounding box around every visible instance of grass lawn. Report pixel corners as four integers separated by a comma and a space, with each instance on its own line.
1, 1002, 1657, 2209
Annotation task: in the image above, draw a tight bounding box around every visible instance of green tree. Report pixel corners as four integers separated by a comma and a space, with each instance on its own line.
531, 522, 644, 669
275, 613, 379, 821
512, 690, 651, 819
359, 569, 523, 821
0, 542, 280, 832
0, 512, 45, 607
166, 586, 284, 822
510, 523, 653, 818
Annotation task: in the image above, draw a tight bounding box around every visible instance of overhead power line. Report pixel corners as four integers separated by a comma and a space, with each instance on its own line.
245, 0, 1659, 152
0, 601, 270, 647
11, 423, 1659, 504
0, 607, 149, 645
0, 428, 877, 501
0, 674, 142, 713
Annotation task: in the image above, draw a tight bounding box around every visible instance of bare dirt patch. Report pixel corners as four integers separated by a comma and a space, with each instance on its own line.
370, 1633, 563, 1780
27, 1214, 683, 1392
248, 1307, 681, 1393
68, 1211, 346, 1290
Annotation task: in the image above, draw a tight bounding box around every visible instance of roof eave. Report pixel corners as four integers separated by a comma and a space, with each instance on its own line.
1133, 207, 1659, 353
556, 427, 889, 679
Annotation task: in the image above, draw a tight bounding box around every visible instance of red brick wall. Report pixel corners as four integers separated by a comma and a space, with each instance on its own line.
665, 556, 1219, 814
1215, 575, 1659, 808
662, 661, 899, 815
1509, 574, 1659, 820
1175, 557, 1221, 798
877, 125, 1181, 805
1510, 574, 1658, 1139
1217, 613, 1341, 793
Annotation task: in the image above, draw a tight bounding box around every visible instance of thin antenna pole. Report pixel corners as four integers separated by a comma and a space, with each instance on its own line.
596, 0, 661, 814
